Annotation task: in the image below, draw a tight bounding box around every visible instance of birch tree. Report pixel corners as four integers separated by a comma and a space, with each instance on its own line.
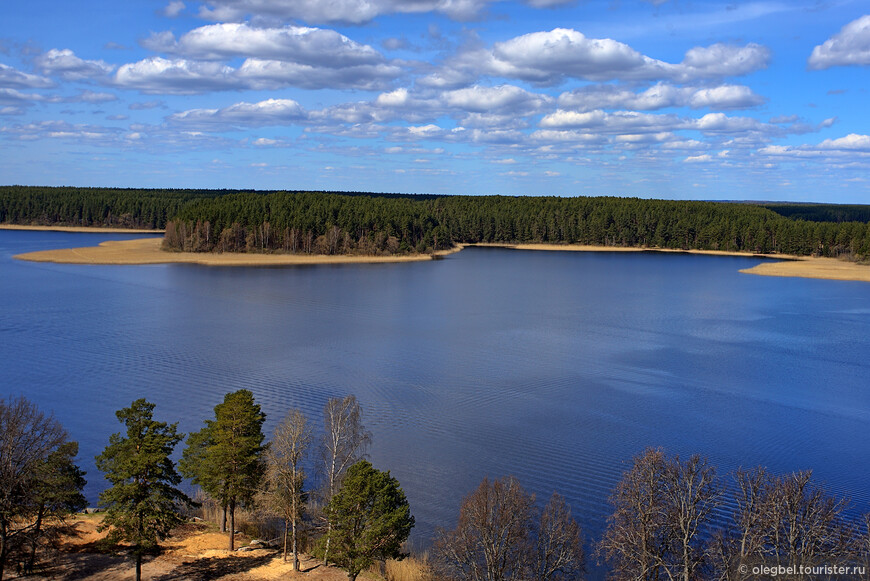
262, 408, 311, 570
599, 448, 719, 581
320, 395, 371, 564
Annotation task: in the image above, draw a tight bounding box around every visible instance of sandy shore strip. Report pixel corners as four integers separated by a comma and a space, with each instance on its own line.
467, 242, 870, 283
1, 224, 164, 234
466, 241, 784, 258
13, 236, 870, 281
14, 237, 462, 266
738, 257, 870, 283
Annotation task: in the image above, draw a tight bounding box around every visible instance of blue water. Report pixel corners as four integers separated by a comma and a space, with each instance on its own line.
2, 229, 869, 551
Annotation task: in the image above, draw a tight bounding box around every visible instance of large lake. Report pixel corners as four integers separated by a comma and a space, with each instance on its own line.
2, 229, 869, 551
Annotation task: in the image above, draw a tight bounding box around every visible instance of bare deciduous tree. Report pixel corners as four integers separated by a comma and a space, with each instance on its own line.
766, 471, 853, 578
599, 448, 670, 581
857, 514, 870, 579
319, 395, 371, 565
0, 396, 70, 581
535, 492, 586, 581
261, 409, 311, 571
435, 477, 585, 581
710, 467, 773, 581
599, 448, 719, 581
711, 468, 856, 581
664, 454, 719, 581
434, 476, 535, 581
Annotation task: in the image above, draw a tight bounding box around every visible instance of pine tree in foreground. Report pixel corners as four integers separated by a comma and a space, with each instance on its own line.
323, 460, 414, 581
95, 399, 193, 581
181, 389, 266, 551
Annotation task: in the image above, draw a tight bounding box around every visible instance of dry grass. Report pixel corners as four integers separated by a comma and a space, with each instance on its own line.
739, 256, 870, 282
14, 237, 461, 266
383, 556, 434, 581
14, 513, 395, 581
17, 233, 864, 282
470, 242, 870, 283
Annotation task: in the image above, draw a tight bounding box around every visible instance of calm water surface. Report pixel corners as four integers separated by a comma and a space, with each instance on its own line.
2, 229, 869, 549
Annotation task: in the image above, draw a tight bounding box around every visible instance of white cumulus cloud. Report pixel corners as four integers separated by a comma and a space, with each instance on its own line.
808, 15, 870, 70
443, 84, 552, 113
35, 49, 115, 80
143, 23, 385, 67
164, 1, 185, 17
114, 57, 237, 94
558, 83, 764, 111
168, 98, 307, 130
113, 54, 398, 94
817, 133, 870, 150
196, 0, 489, 24
430, 29, 770, 86
0, 63, 55, 89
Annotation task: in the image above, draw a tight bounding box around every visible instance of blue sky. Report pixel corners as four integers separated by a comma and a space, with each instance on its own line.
1, 1, 869, 202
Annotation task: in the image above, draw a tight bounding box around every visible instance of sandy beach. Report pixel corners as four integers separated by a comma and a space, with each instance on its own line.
9, 233, 870, 281
737, 256, 870, 282
466, 243, 870, 283
14, 237, 461, 266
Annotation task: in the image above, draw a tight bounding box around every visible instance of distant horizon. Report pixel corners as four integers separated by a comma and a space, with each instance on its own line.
4, 184, 870, 208
1, 0, 868, 204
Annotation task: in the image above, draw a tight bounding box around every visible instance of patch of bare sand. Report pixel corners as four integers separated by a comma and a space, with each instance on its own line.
739, 256, 870, 283
36, 515, 380, 581
467, 242, 779, 257
16, 236, 868, 282
467, 242, 870, 283
14, 237, 462, 266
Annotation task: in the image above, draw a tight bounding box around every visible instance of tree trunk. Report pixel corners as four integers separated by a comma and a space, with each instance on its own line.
292, 517, 299, 572
324, 526, 331, 566
135, 553, 142, 581
283, 520, 288, 562
221, 504, 227, 533
28, 504, 45, 570
228, 498, 236, 551
0, 519, 8, 581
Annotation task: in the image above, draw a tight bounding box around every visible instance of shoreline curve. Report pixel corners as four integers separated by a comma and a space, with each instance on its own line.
9, 230, 870, 282
467, 242, 870, 283
14, 237, 462, 266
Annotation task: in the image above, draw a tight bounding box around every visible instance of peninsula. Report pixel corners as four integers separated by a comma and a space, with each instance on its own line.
4, 187, 870, 282
10, 230, 870, 283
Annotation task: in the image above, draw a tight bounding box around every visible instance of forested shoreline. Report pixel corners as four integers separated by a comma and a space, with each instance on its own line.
2, 186, 870, 260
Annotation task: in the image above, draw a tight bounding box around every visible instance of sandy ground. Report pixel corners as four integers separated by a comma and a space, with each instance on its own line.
18, 514, 375, 581
9, 232, 870, 282
467, 242, 870, 283
0, 225, 163, 234
14, 237, 461, 266
738, 256, 870, 282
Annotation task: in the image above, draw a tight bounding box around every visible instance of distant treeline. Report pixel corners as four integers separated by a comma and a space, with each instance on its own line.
2, 186, 870, 260
0, 185, 237, 229
0, 186, 438, 230
762, 203, 870, 224
163, 192, 870, 259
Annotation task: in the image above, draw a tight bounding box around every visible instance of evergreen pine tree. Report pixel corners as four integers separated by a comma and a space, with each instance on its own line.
95, 399, 193, 581
182, 390, 266, 551
324, 460, 414, 581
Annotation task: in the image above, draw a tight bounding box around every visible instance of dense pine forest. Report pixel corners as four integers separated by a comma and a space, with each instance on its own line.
2, 186, 870, 260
